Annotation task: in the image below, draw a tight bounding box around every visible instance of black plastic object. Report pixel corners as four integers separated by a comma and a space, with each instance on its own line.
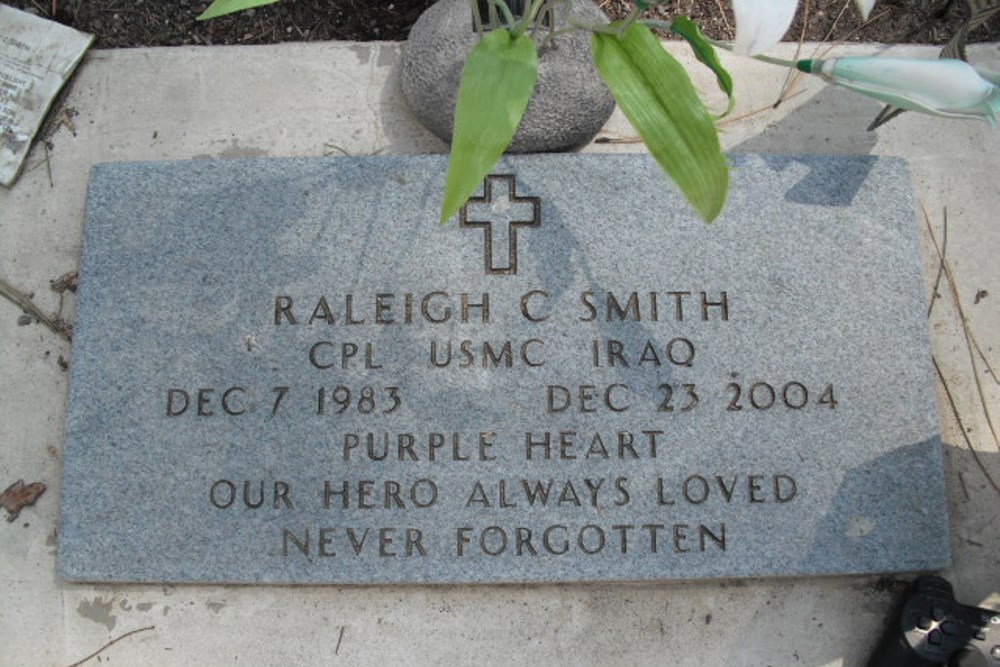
867, 576, 999, 667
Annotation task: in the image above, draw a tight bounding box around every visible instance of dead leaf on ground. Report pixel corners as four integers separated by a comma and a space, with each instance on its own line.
50, 271, 79, 294
0, 480, 47, 522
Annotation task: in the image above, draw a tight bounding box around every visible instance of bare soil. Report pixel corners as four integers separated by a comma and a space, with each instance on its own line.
5, 0, 998, 48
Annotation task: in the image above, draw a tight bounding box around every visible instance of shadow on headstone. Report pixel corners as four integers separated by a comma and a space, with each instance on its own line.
517, 175, 680, 400
807, 437, 952, 574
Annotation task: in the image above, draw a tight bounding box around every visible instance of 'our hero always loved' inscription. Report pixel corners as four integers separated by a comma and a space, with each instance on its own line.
59, 154, 948, 584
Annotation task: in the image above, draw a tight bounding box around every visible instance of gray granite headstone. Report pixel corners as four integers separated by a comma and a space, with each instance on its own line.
59, 154, 948, 584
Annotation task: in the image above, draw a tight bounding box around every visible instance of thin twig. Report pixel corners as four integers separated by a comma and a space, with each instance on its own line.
335, 626, 346, 654
712, 0, 733, 38
923, 213, 1000, 385
775, 0, 811, 106
65, 626, 156, 667
974, 340, 1000, 386
925, 203, 948, 318
771, 7, 892, 109
717, 89, 807, 126
814, 8, 892, 59
44, 143, 54, 188
0, 276, 72, 341
921, 208, 1000, 450
933, 357, 1000, 497
958, 471, 970, 501
821, 0, 854, 44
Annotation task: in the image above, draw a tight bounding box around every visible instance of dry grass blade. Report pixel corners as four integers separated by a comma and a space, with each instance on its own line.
921, 205, 1000, 498
65, 626, 156, 667
933, 357, 1000, 496
0, 276, 72, 342
922, 205, 1000, 451
926, 204, 948, 318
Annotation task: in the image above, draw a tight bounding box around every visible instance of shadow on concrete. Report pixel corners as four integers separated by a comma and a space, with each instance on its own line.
729, 85, 881, 158
377, 43, 451, 155
726, 86, 888, 208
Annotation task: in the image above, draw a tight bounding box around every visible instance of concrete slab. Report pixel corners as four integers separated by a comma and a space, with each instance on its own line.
0, 39, 998, 665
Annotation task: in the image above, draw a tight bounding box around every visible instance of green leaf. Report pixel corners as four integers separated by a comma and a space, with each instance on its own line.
670, 16, 735, 117
440, 29, 538, 223
633, 0, 668, 10
197, 0, 281, 21
592, 22, 728, 222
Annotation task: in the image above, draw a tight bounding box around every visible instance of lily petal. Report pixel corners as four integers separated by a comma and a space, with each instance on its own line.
854, 0, 875, 21
732, 0, 798, 55
799, 57, 1000, 124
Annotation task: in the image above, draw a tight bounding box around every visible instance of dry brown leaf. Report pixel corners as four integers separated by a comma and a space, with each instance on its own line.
0, 480, 47, 522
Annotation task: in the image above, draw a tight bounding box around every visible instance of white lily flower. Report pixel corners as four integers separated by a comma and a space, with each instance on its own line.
733, 0, 878, 56
732, 0, 798, 55
798, 57, 1000, 124
854, 0, 875, 20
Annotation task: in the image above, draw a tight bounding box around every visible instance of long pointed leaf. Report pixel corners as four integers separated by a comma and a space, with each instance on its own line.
670, 16, 735, 117
197, 0, 281, 21
440, 29, 538, 223
592, 23, 728, 222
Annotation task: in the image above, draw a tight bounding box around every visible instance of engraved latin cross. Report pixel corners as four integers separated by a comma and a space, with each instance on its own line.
460, 174, 540, 275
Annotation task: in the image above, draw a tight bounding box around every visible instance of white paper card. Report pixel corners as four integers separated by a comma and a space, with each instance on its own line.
0, 6, 93, 187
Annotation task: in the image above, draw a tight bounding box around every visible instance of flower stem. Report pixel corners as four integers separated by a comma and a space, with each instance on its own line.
513, 0, 537, 36
636, 19, 800, 68
470, 0, 484, 35
565, 13, 620, 34
705, 35, 799, 68
487, 0, 517, 31
530, 0, 559, 40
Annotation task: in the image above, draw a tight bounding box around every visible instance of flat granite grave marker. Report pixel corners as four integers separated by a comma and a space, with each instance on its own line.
59, 153, 949, 584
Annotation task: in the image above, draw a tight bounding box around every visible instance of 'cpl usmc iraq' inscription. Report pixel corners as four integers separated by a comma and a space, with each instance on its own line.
59, 155, 948, 584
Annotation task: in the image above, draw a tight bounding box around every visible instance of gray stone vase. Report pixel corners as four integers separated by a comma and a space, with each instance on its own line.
401, 0, 616, 152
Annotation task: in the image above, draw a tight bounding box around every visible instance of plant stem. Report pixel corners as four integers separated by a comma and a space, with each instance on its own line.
540, 26, 579, 48
704, 34, 799, 68
564, 12, 618, 34
487, 0, 499, 30
515, 0, 543, 34
622, 5, 641, 29
530, 0, 553, 40
641, 19, 801, 69
470, 0, 484, 35
487, 0, 517, 31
